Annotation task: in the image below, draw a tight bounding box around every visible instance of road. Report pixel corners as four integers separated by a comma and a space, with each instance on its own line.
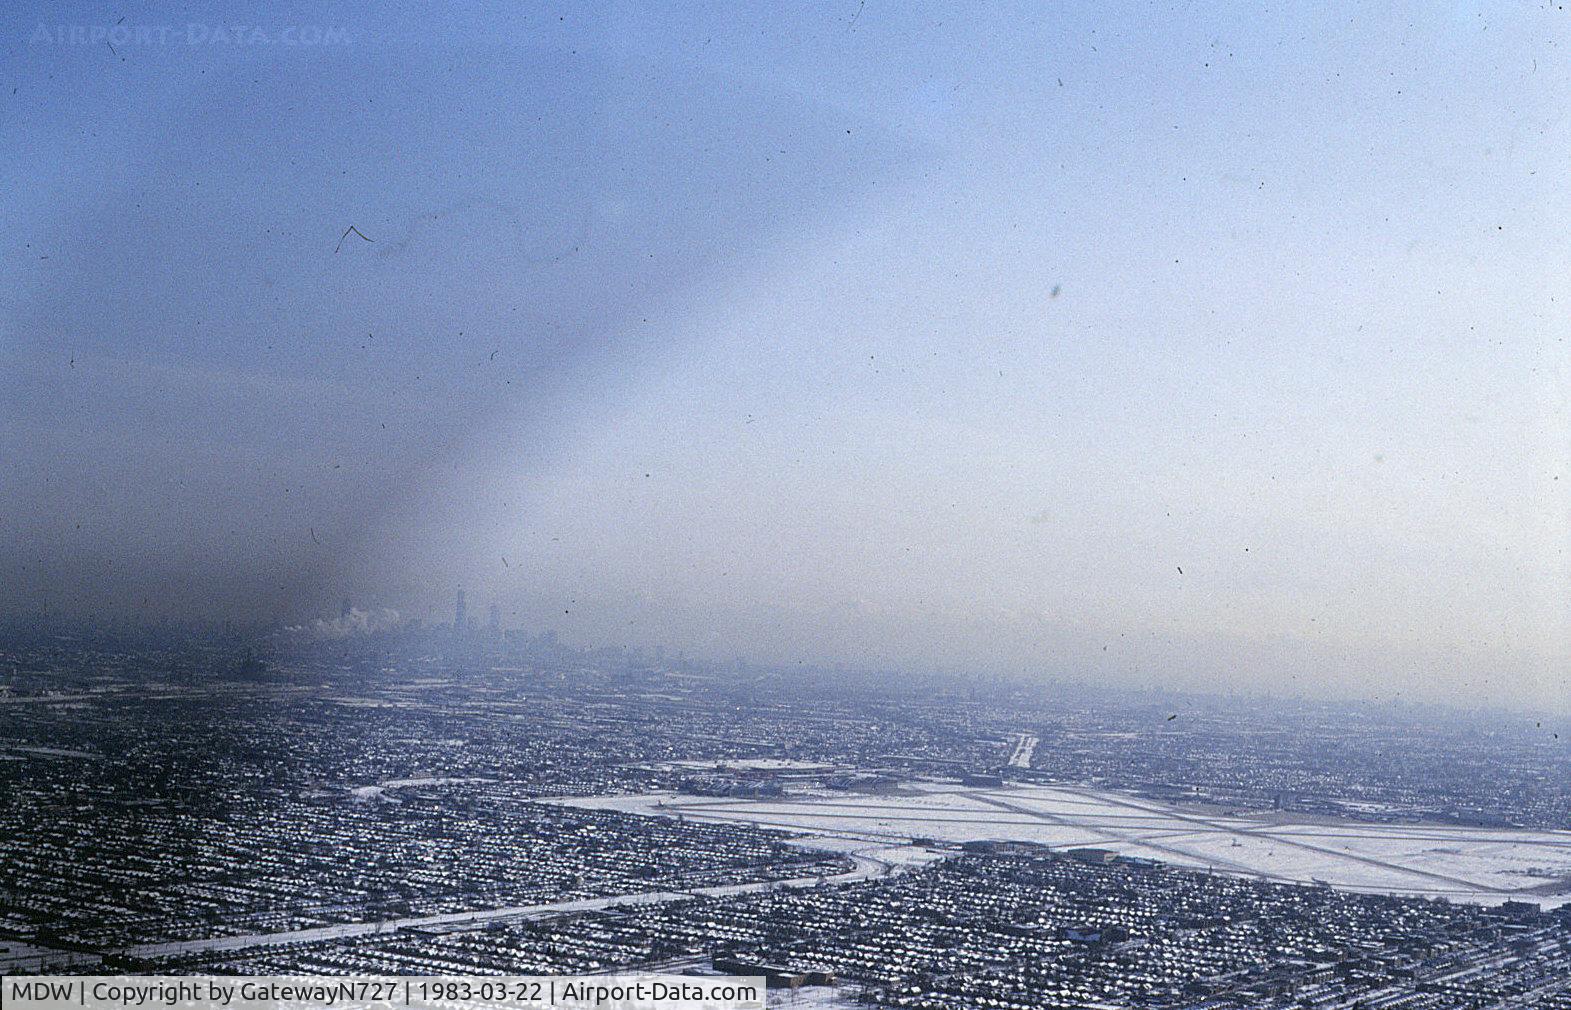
119, 850, 896, 960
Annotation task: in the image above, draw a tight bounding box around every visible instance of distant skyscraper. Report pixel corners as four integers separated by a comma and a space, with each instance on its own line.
340, 597, 352, 621
487, 603, 500, 634
455, 589, 467, 632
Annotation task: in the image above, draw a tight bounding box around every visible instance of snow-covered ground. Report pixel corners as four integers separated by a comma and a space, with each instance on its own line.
659, 759, 841, 772
1005, 733, 1038, 769
350, 776, 495, 801
545, 783, 1571, 908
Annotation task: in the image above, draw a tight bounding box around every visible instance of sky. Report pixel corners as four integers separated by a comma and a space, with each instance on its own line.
2, 1, 1568, 711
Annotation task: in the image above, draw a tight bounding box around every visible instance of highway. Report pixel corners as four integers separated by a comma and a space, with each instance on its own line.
118, 850, 898, 961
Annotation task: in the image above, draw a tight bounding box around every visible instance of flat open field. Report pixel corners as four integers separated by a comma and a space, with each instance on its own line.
548, 782, 1571, 908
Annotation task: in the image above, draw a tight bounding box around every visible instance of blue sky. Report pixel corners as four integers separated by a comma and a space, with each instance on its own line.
2, 1, 1567, 709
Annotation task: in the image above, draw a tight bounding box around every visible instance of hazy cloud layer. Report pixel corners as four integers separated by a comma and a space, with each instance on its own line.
3, 2, 1568, 710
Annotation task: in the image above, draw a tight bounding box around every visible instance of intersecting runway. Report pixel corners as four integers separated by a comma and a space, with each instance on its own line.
553, 782, 1571, 908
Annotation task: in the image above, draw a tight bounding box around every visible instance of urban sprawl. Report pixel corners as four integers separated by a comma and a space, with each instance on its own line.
2, 610, 1569, 1009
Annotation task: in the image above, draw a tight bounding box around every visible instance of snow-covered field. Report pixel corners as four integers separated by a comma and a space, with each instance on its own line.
546, 782, 1571, 908
659, 758, 840, 772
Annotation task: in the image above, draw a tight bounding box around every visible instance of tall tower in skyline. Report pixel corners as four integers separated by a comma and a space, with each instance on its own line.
487, 603, 500, 634
454, 589, 467, 632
